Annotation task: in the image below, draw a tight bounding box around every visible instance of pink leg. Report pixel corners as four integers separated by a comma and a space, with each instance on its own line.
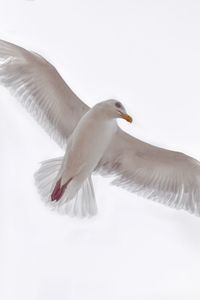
51, 178, 71, 201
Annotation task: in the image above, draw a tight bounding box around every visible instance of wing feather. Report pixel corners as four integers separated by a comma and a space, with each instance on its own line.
0, 40, 89, 147
97, 129, 200, 216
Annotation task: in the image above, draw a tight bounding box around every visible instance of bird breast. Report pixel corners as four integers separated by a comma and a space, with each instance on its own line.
62, 111, 117, 180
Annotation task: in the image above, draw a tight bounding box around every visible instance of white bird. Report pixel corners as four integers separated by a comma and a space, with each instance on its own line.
0, 40, 200, 217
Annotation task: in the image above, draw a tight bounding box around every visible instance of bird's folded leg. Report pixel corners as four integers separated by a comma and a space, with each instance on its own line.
51, 177, 72, 201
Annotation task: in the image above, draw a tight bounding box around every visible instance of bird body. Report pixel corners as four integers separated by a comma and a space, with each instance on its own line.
53, 102, 118, 201
0, 39, 200, 217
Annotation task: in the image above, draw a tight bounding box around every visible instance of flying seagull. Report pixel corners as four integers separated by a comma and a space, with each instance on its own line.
0, 40, 199, 217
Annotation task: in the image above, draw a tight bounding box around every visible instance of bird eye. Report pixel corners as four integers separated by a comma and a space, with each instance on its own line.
115, 101, 122, 108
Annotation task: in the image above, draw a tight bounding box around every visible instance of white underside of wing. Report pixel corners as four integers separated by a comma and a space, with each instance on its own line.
0, 40, 89, 147
112, 163, 200, 216
97, 129, 200, 216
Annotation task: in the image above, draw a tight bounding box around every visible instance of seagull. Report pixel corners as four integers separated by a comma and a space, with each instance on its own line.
0, 40, 200, 217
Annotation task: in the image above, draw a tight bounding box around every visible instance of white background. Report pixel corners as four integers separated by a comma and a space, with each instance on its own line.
0, 1, 200, 299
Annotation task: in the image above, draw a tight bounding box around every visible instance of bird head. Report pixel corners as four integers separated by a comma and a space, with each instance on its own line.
95, 99, 133, 123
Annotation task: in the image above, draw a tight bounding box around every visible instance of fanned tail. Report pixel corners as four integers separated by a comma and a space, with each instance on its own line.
34, 157, 97, 217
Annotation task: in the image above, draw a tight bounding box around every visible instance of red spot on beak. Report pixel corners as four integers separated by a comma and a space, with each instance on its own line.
51, 178, 68, 201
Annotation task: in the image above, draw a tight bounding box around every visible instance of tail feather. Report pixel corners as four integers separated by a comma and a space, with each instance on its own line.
34, 157, 97, 217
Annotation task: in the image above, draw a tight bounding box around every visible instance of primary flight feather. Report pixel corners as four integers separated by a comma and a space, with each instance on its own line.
0, 40, 199, 217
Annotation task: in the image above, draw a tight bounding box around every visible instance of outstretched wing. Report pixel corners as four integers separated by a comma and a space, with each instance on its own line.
97, 128, 200, 216
0, 40, 89, 147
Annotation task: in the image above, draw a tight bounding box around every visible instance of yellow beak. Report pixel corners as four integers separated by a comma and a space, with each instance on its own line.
120, 113, 133, 123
